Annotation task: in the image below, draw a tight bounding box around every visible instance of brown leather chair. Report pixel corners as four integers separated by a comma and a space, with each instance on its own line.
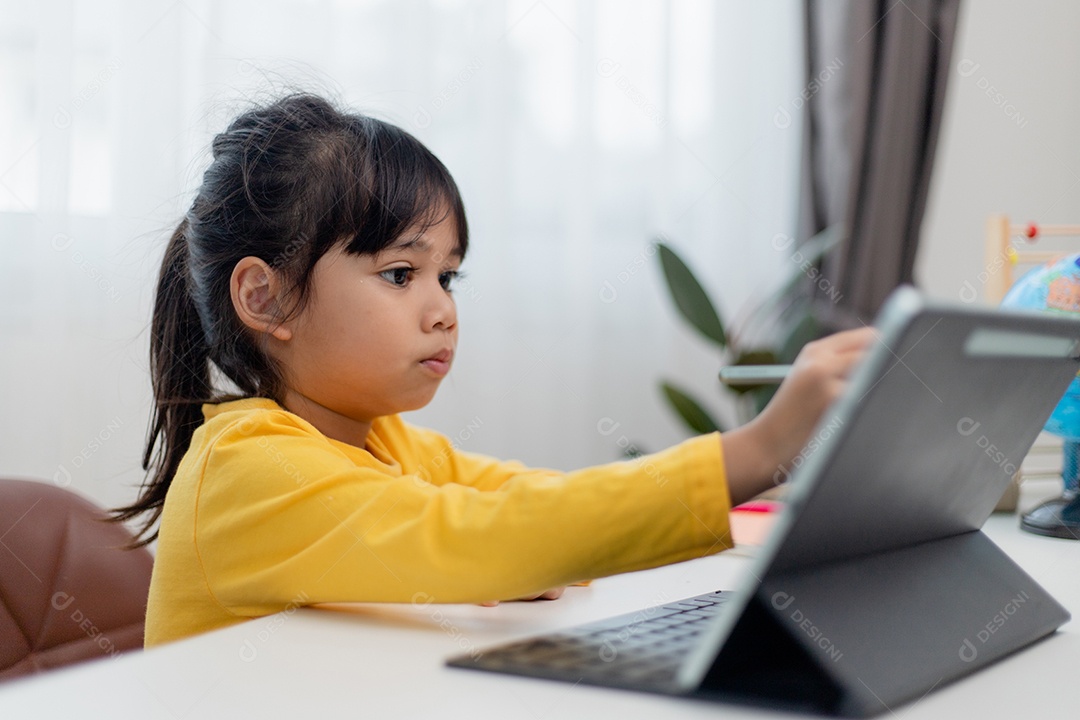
0, 478, 152, 681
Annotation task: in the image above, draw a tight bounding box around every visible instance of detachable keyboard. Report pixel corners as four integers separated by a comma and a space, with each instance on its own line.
447, 590, 730, 692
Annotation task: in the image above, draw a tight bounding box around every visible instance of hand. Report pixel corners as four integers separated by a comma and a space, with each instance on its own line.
477, 586, 566, 607
722, 326, 877, 505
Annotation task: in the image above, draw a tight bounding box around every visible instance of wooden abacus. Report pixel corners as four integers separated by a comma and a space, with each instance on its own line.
984, 215, 1080, 303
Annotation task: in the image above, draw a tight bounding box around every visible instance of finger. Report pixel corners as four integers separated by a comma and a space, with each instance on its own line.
823, 377, 850, 403
836, 346, 871, 376
795, 329, 874, 368
828, 326, 879, 352
796, 345, 864, 381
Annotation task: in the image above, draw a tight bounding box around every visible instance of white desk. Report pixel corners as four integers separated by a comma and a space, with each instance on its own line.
1, 514, 1077, 719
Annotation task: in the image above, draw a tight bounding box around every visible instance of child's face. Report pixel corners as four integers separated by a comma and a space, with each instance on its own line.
275, 215, 462, 428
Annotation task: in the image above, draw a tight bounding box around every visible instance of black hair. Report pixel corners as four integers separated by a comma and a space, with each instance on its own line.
111, 93, 468, 545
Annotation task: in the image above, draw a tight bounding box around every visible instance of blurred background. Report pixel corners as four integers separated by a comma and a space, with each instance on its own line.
2, 0, 1080, 520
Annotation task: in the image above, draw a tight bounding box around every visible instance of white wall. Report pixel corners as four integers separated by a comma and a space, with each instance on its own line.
918, 0, 1080, 300
0, 1, 803, 521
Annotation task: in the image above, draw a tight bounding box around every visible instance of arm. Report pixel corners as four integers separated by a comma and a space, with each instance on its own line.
397, 327, 874, 503
721, 327, 877, 505
195, 416, 732, 614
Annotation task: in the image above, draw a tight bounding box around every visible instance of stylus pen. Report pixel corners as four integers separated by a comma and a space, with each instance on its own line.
718, 364, 792, 386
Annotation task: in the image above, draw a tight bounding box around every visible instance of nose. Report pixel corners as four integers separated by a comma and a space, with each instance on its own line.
423, 281, 457, 333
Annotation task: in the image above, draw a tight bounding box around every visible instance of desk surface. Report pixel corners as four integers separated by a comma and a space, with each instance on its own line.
1, 513, 1077, 719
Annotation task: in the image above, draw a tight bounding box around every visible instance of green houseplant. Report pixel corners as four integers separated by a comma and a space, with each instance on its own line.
656, 224, 842, 434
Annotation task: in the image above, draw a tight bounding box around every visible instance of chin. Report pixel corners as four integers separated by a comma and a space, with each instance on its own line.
394, 390, 440, 414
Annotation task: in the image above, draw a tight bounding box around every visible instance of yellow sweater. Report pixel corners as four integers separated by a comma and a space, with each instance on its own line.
144, 398, 733, 646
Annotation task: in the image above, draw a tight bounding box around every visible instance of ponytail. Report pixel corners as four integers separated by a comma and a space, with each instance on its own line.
111, 219, 212, 546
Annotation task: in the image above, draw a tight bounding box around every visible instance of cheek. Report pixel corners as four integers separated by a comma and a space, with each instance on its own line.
316, 295, 404, 363
314, 279, 381, 334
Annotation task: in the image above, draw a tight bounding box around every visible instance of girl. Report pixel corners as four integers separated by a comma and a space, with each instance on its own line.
113, 93, 873, 646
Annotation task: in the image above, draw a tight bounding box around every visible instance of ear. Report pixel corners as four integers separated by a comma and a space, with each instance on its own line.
230, 257, 293, 341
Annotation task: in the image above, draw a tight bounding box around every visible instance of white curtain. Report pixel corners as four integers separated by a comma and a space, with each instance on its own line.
0, 0, 803, 514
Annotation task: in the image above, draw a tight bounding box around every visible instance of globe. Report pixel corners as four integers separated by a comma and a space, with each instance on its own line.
1001, 252, 1080, 539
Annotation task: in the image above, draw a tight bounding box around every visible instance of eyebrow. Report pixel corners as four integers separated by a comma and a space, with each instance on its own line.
385, 235, 464, 259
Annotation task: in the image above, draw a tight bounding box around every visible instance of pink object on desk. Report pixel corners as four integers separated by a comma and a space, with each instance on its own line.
731, 500, 782, 514
729, 502, 782, 546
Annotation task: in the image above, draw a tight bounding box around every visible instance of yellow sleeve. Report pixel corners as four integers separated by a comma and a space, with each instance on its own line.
401, 419, 563, 492
195, 412, 733, 616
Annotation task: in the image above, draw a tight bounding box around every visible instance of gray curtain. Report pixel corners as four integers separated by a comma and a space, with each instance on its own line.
798, 0, 962, 326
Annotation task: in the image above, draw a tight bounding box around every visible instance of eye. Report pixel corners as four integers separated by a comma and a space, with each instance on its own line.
439, 270, 463, 291
380, 267, 414, 287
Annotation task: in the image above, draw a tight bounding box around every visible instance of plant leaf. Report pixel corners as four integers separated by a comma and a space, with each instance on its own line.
778, 311, 822, 363
750, 385, 779, 416
661, 381, 723, 434
740, 223, 844, 333
656, 242, 726, 347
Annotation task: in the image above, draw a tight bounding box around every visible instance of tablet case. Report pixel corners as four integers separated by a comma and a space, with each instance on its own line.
682, 288, 1077, 716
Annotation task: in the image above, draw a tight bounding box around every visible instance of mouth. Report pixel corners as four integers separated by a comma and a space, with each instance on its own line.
420, 348, 453, 377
